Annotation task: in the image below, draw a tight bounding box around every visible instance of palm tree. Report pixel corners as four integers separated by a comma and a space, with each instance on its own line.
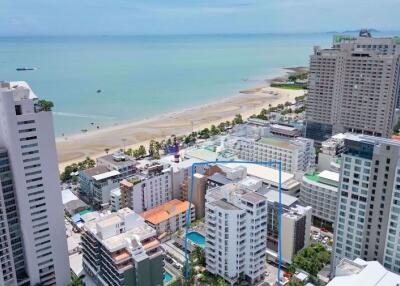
68, 276, 84, 286
104, 148, 110, 154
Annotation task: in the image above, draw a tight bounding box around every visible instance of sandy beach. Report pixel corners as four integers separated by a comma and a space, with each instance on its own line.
56, 68, 306, 169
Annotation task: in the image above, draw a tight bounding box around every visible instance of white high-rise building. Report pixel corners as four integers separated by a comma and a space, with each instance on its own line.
0, 81, 69, 285
205, 183, 267, 284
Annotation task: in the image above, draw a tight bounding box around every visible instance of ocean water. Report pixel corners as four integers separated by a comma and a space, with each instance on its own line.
0, 33, 334, 135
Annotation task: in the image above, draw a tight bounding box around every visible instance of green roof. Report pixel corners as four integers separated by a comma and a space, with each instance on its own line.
305, 173, 320, 182
333, 35, 356, 43
79, 209, 92, 216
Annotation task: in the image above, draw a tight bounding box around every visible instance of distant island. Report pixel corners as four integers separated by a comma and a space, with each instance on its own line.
326, 28, 379, 34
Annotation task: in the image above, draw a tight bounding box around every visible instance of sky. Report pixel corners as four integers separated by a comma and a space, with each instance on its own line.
1, 0, 399, 36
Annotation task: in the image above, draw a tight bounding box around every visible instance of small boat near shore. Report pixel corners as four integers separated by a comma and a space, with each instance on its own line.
16, 67, 37, 71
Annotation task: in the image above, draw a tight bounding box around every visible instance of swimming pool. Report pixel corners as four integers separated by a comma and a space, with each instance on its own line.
163, 271, 173, 284
187, 231, 206, 248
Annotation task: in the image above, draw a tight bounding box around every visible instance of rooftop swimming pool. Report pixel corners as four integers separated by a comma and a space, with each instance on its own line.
163, 271, 173, 284
187, 231, 205, 248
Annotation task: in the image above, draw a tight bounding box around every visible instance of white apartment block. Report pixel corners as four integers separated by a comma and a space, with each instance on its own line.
0, 81, 69, 285
333, 134, 400, 274
81, 208, 164, 286
117, 162, 172, 213
300, 170, 339, 224
306, 32, 400, 141
205, 183, 267, 285
233, 136, 315, 173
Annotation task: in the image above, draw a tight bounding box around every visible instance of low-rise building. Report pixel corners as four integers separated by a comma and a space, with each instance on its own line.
233, 136, 315, 173
96, 151, 137, 178
79, 165, 121, 208
328, 258, 400, 286
318, 133, 347, 171
205, 183, 268, 285
140, 199, 195, 238
300, 170, 339, 225
224, 163, 301, 196
81, 208, 163, 286
62, 188, 89, 216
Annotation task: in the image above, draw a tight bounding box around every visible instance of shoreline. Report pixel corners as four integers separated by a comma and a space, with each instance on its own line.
56, 67, 307, 170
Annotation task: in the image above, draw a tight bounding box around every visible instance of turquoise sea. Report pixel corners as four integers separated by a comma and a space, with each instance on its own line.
0, 33, 341, 135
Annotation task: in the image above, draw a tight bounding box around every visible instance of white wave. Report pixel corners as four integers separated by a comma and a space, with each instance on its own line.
53, 112, 115, 120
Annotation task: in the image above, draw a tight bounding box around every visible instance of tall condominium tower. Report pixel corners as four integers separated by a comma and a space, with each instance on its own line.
205, 183, 267, 285
0, 81, 69, 285
306, 31, 400, 142
332, 134, 400, 274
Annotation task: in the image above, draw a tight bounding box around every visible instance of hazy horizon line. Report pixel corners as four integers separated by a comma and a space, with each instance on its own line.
1, 29, 399, 38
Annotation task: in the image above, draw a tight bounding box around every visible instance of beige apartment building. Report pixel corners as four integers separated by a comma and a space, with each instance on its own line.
306, 31, 400, 142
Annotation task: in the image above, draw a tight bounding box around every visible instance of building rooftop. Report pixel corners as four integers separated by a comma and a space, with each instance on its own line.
209, 199, 242, 211
92, 170, 120, 181
270, 124, 298, 132
259, 189, 298, 207
319, 170, 339, 182
159, 155, 202, 172
304, 170, 339, 189
0, 81, 37, 100
241, 191, 266, 204
208, 172, 234, 185
140, 199, 192, 225
81, 165, 110, 178
185, 148, 218, 161
97, 152, 136, 167
84, 209, 157, 252
257, 137, 296, 150
223, 163, 299, 190
328, 258, 400, 286
61, 189, 79, 204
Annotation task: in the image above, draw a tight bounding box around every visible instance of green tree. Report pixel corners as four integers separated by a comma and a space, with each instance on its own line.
138, 145, 146, 157
192, 246, 206, 266
60, 157, 95, 182
199, 128, 210, 139
210, 124, 220, 136
68, 276, 84, 286
232, 114, 243, 125
217, 277, 228, 286
149, 140, 161, 159
289, 243, 331, 277
217, 122, 226, 132
36, 99, 54, 111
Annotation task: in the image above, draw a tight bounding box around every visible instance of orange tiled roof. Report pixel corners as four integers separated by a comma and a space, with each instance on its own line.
140, 199, 193, 225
